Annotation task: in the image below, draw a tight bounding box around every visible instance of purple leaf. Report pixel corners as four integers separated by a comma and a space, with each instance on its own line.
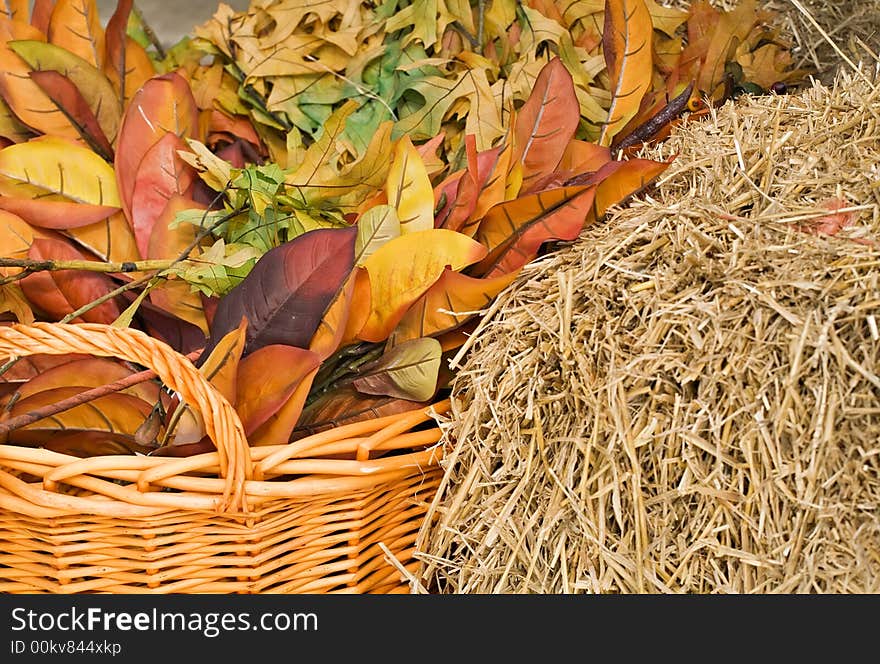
206, 227, 358, 357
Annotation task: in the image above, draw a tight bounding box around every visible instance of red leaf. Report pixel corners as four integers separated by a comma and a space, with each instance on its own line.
20, 236, 123, 323
114, 72, 199, 219
206, 227, 358, 357
103, 0, 153, 109
234, 344, 321, 436
28, 68, 114, 160
513, 57, 580, 193
129, 132, 196, 258
30, 0, 54, 34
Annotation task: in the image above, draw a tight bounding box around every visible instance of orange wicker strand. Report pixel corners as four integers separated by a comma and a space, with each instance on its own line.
0, 323, 251, 511
0, 322, 447, 593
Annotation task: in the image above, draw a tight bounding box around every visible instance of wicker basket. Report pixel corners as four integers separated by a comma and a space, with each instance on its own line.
0, 322, 447, 593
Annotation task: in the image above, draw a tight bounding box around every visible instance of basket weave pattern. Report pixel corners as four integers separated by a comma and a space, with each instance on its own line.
0, 323, 446, 593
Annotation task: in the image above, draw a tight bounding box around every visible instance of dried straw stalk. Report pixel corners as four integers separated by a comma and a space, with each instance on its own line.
416, 67, 880, 593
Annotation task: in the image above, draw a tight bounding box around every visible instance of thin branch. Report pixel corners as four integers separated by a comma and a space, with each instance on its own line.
59, 271, 159, 324
0, 257, 175, 287
0, 348, 203, 440
132, 4, 167, 60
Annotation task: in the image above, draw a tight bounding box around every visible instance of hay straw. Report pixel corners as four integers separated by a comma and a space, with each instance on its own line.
416, 67, 880, 593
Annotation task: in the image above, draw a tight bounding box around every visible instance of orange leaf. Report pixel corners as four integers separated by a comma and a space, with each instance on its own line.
0, 208, 55, 263
0, 1, 29, 22
591, 157, 671, 218
339, 266, 371, 347
29, 68, 114, 160
130, 132, 196, 258
0, 18, 82, 141
66, 210, 140, 263
599, 0, 654, 146
47, 0, 104, 69
308, 269, 358, 361
234, 344, 322, 436
358, 229, 488, 342
560, 140, 612, 174
248, 366, 319, 446
6, 386, 153, 444
198, 316, 247, 404
30, 0, 53, 34
114, 72, 199, 219
103, 0, 153, 109
13, 356, 161, 404
0, 352, 90, 384
146, 195, 208, 334
20, 236, 123, 323
0, 197, 118, 230
513, 57, 580, 192
391, 266, 520, 343
473, 185, 596, 278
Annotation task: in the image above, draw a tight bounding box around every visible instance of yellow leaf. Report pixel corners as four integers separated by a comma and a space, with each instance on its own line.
0, 282, 33, 323
199, 317, 247, 404
359, 229, 487, 342
47, 0, 104, 69
386, 135, 434, 235
599, 0, 654, 147
67, 211, 140, 263
0, 136, 120, 207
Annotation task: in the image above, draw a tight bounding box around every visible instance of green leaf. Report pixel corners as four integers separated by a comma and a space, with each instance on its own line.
352, 337, 442, 401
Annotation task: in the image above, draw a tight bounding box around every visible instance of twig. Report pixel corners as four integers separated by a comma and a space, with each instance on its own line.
59, 271, 158, 324
0, 348, 203, 440
132, 3, 167, 60
0, 257, 175, 287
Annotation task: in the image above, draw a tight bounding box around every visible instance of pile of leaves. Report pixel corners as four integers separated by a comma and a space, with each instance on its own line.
0, 0, 804, 458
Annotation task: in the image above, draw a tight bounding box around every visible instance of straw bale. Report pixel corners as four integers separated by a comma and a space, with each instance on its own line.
415, 68, 880, 593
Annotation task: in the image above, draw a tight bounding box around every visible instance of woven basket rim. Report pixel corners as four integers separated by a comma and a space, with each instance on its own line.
0, 322, 449, 517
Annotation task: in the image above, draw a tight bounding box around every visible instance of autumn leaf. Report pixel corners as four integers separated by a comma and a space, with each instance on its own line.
47, 0, 104, 69
599, 0, 654, 147
355, 204, 401, 265
472, 185, 597, 278
0, 18, 83, 141
206, 226, 358, 357
386, 134, 434, 234
234, 343, 322, 436
358, 228, 488, 342
352, 337, 442, 401
590, 157, 671, 217
28, 69, 114, 161
129, 132, 196, 258
513, 57, 580, 192
66, 210, 141, 263
13, 357, 161, 405
292, 385, 427, 440
103, 0, 154, 108
392, 266, 520, 343
20, 237, 124, 324
0, 136, 121, 229
0, 94, 32, 143
247, 364, 320, 445
8, 39, 121, 145
4, 387, 154, 447
114, 72, 200, 218
30, 0, 53, 34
